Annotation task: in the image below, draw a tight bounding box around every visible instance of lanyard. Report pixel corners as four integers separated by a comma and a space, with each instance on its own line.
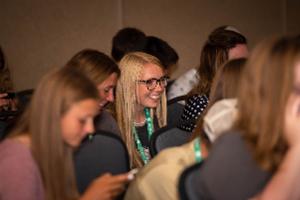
133, 108, 154, 164
194, 137, 202, 163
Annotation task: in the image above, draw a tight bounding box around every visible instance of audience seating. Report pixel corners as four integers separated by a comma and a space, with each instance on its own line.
150, 126, 191, 157
74, 130, 130, 194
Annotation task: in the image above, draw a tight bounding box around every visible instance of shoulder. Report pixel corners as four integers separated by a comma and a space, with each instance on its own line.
94, 110, 121, 135
167, 68, 198, 99
126, 141, 196, 198
196, 131, 271, 199
187, 94, 209, 104
0, 139, 39, 178
0, 139, 33, 163
0, 139, 44, 199
183, 94, 209, 116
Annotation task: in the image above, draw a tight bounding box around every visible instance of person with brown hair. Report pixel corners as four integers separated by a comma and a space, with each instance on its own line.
0, 46, 16, 111
190, 36, 300, 199
115, 52, 167, 168
0, 67, 130, 200
65, 49, 121, 134
124, 58, 246, 200
251, 35, 300, 200
178, 25, 248, 132
200, 58, 246, 142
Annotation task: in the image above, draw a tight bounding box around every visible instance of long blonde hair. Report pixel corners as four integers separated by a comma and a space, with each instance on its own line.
116, 52, 167, 168
10, 67, 99, 200
235, 36, 300, 172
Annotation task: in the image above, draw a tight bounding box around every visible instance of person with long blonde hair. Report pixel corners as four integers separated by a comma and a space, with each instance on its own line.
116, 52, 167, 168
0, 67, 130, 200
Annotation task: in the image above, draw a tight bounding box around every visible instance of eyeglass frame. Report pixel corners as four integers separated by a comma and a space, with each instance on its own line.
137, 76, 169, 91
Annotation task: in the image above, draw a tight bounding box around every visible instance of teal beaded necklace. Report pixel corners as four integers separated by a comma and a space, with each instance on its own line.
194, 137, 202, 163
133, 108, 154, 164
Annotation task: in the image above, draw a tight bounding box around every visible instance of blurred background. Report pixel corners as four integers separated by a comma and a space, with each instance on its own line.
0, 0, 299, 90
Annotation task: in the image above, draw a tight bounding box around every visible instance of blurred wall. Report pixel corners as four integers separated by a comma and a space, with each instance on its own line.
0, 0, 299, 90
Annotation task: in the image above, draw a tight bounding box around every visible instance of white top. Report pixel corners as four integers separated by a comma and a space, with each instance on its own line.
167, 68, 198, 100
203, 98, 238, 142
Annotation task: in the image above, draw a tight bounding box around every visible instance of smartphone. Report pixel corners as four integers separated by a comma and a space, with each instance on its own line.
128, 168, 139, 180
129, 168, 139, 176
3, 92, 16, 99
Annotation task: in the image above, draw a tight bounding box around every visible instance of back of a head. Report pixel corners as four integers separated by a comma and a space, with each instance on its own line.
209, 58, 247, 103
65, 49, 120, 85
144, 36, 179, 72
111, 27, 147, 62
192, 25, 247, 96
192, 58, 246, 141
236, 36, 300, 171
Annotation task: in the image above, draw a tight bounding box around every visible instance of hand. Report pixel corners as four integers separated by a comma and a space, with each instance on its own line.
0, 93, 9, 108
284, 93, 300, 147
81, 173, 131, 200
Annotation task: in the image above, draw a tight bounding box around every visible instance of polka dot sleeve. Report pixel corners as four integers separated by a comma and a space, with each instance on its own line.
178, 94, 209, 132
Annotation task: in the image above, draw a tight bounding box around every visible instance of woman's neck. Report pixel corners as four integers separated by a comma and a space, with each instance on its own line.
135, 107, 146, 126
13, 134, 31, 148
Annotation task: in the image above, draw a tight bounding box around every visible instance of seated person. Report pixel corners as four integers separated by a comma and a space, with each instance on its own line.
178, 25, 248, 132
64, 49, 121, 135
187, 36, 298, 200
124, 58, 246, 200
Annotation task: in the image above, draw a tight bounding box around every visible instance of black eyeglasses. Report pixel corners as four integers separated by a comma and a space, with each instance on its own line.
137, 76, 169, 91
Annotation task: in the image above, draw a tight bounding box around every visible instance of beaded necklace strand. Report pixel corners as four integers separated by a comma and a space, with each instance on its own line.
133, 108, 153, 164
194, 137, 202, 163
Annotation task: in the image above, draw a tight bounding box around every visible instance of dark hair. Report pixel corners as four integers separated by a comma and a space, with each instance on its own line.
0, 46, 13, 92
143, 36, 179, 70
189, 25, 247, 97
111, 27, 147, 62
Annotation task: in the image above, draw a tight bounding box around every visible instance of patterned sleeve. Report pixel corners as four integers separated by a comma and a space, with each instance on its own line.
178, 94, 209, 132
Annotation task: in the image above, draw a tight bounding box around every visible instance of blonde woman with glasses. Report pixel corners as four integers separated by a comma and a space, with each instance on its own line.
116, 52, 167, 168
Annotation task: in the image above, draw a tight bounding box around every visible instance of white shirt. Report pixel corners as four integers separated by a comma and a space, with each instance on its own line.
167, 68, 198, 100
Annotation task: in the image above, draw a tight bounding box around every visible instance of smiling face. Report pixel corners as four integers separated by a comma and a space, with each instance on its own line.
97, 72, 118, 110
136, 63, 165, 110
61, 99, 99, 148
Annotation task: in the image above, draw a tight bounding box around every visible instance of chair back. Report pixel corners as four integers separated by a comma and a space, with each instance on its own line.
74, 130, 130, 194
150, 126, 191, 157
167, 95, 187, 128
178, 162, 204, 200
